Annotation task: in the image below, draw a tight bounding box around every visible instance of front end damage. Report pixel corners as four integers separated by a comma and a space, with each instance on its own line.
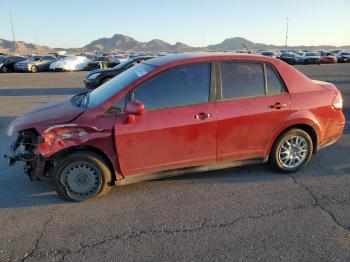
5, 129, 48, 181
5, 124, 115, 181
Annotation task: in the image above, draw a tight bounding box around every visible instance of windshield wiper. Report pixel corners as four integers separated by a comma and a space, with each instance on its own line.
83, 92, 90, 107
71, 93, 87, 107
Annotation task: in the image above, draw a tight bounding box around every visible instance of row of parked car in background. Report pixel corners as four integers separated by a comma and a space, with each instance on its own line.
0, 49, 349, 75
0, 51, 154, 73
261, 50, 350, 65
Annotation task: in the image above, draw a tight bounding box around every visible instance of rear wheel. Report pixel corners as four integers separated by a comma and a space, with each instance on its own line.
52, 151, 113, 201
270, 129, 313, 173
31, 65, 38, 73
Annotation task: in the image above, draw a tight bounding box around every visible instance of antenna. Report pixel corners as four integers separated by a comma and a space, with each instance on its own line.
9, 10, 18, 54
241, 43, 251, 54
285, 17, 289, 47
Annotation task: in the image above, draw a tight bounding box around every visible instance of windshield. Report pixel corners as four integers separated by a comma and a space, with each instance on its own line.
27, 56, 41, 61
306, 52, 317, 56
342, 52, 350, 55
87, 63, 156, 108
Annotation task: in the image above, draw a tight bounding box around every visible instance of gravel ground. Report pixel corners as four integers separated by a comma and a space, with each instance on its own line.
0, 64, 349, 262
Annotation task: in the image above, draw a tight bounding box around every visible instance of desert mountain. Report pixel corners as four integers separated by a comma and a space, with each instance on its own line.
0, 38, 52, 55
0, 34, 348, 55
82, 34, 195, 52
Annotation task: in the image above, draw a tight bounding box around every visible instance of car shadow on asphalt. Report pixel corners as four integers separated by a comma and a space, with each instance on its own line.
0, 87, 85, 96
0, 168, 67, 209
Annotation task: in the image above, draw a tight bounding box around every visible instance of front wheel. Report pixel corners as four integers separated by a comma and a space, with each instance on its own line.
52, 151, 113, 201
31, 65, 38, 73
1, 66, 8, 73
270, 129, 313, 173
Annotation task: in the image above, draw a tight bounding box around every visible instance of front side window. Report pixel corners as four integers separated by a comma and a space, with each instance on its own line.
265, 65, 285, 95
132, 63, 211, 110
220, 62, 265, 100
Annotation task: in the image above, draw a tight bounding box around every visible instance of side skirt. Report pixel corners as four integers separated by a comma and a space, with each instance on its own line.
115, 158, 266, 186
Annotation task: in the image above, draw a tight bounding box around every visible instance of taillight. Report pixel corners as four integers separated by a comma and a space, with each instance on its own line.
332, 91, 343, 111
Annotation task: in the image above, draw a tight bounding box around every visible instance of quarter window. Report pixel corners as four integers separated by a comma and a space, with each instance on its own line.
132, 63, 211, 110
109, 95, 127, 114
220, 62, 265, 99
266, 65, 285, 94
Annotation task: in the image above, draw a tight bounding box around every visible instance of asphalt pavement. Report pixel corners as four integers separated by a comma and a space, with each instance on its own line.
0, 64, 349, 262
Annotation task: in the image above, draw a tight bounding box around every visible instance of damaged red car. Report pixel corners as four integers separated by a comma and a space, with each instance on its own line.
6, 52, 345, 201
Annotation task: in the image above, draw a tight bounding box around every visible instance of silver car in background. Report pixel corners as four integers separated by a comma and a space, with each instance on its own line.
14, 55, 57, 72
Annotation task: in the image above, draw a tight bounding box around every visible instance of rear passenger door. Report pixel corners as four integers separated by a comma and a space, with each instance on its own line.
216, 61, 290, 161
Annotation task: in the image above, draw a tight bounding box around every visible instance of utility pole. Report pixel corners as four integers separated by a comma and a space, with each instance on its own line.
285, 17, 289, 47
9, 10, 18, 54
201, 32, 205, 49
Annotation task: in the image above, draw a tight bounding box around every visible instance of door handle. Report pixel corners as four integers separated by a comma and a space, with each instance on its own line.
194, 112, 211, 120
270, 103, 287, 109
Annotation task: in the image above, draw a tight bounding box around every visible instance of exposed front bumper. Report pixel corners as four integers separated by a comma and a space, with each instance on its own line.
4, 130, 48, 181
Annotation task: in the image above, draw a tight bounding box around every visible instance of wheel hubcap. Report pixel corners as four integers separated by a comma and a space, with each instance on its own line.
61, 161, 102, 200
278, 136, 308, 169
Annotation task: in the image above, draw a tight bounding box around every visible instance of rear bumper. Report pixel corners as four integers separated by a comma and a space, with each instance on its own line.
318, 112, 346, 150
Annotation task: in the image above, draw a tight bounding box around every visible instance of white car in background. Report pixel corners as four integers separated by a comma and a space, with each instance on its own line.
49, 56, 91, 71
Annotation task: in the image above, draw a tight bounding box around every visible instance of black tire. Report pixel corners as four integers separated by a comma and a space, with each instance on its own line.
269, 129, 313, 173
52, 151, 113, 201
1, 66, 8, 73
101, 77, 112, 85
31, 65, 38, 73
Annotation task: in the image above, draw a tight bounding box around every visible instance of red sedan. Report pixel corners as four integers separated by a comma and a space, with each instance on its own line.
320, 51, 337, 63
6, 53, 345, 201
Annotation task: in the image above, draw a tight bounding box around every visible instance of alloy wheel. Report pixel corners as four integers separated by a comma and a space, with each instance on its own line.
278, 135, 309, 169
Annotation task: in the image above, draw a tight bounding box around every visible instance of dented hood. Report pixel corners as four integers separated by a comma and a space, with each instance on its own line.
7, 97, 84, 135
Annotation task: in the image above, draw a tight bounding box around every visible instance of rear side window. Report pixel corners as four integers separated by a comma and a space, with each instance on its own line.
265, 65, 285, 95
220, 62, 265, 99
132, 63, 211, 110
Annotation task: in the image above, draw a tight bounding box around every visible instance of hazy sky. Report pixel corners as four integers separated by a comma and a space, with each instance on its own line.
0, 0, 349, 48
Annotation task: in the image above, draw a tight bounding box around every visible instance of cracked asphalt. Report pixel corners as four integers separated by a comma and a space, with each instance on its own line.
0, 64, 349, 261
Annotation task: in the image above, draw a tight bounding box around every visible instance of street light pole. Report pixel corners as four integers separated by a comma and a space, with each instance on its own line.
9, 10, 18, 54
285, 17, 289, 47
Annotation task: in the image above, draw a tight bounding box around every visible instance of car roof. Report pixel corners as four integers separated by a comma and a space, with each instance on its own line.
145, 52, 271, 67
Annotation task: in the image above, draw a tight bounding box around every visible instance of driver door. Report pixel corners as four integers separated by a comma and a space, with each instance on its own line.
113, 63, 217, 177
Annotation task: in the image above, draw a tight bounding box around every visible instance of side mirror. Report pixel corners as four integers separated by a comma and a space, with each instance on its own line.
125, 100, 144, 124
125, 100, 144, 116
